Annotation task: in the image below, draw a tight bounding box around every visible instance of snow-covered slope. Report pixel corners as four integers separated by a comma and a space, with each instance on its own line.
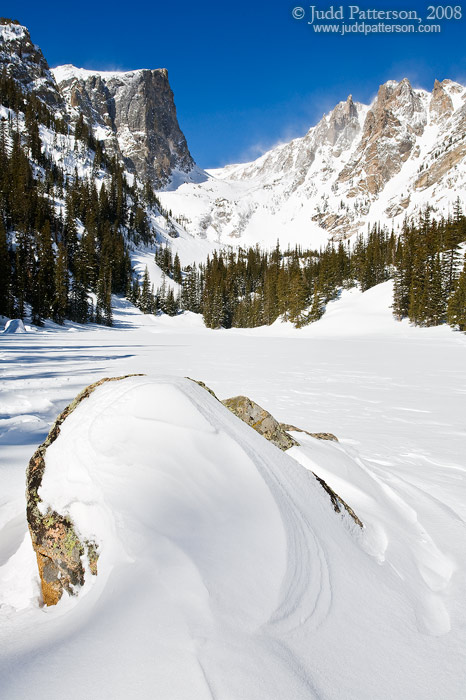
159, 78, 466, 247
1, 287, 465, 699
1, 371, 464, 699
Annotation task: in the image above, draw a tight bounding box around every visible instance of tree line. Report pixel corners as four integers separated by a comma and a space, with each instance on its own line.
139, 211, 466, 333
1, 64, 465, 333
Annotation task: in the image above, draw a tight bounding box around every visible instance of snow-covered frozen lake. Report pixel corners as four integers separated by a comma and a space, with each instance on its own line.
1, 282, 465, 699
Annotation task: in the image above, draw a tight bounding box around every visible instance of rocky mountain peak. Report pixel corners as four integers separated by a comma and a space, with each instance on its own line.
324, 93, 361, 154
0, 18, 61, 108
430, 78, 454, 122
337, 78, 427, 196
53, 64, 196, 188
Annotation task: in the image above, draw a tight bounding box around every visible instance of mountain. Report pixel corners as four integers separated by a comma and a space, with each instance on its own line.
0, 18, 213, 327
0, 18, 200, 189
0, 19, 61, 109
1, 17, 466, 332
158, 78, 466, 247
52, 65, 204, 189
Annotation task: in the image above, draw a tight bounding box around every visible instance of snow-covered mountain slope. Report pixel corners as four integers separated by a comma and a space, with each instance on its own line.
0, 18, 215, 301
158, 78, 466, 247
1, 289, 465, 699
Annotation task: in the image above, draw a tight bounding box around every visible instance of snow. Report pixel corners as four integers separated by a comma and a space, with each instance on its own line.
0, 283, 465, 699
2, 319, 27, 334
52, 64, 144, 83
0, 23, 28, 43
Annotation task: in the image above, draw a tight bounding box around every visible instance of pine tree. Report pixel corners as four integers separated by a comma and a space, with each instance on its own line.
181, 265, 200, 313
53, 243, 68, 324
0, 219, 11, 317
139, 267, 153, 314
425, 253, 447, 326
173, 252, 182, 283
309, 282, 325, 322
96, 263, 112, 326
447, 255, 466, 331
32, 221, 55, 324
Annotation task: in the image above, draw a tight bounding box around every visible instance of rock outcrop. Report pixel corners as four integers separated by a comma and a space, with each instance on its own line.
279, 423, 338, 442
28, 375, 363, 606
337, 79, 426, 196
52, 64, 196, 188
27, 375, 143, 605
222, 395, 300, 451
0, 18, 62, 109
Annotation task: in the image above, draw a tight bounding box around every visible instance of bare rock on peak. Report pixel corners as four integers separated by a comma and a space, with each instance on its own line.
430, 78, 454, 122
0, 19, 61, 109
53, 65, 195, 188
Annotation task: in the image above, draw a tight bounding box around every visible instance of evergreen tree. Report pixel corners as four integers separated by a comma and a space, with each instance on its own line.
173, 252, 182, 283
32, 220, 55, 324
96, 263, 112, 326
447, 255, 466, 331
0, 219, 11, 317
139, 267, 153, 314
53, 243, 68, 324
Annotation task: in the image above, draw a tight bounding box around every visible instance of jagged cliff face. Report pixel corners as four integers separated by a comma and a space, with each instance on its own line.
2, 17, 466, 246
52, 65, 196, 188
158, 77, 466, 246
337, 79, 427, 196
0, 19, 61, 109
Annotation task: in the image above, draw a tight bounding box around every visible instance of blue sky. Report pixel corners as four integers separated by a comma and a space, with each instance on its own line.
5, 0, 466, 167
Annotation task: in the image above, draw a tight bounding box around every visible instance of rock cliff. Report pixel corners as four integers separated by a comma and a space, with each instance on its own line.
53, 64, 196, 188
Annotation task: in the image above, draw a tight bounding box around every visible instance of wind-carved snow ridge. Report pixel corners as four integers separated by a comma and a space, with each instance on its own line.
0, 285, 466, 699
158, 78, 466, 248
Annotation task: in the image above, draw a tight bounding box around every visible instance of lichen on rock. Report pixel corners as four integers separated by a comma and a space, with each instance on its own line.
221, 395, 300, 451
26, 374, 144, 606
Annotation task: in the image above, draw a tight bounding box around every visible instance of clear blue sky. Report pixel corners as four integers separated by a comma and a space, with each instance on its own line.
4, 0, 466, 168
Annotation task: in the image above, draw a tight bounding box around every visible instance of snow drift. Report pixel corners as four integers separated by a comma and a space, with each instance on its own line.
2, 319, 27, 334
1, 373, 462, 699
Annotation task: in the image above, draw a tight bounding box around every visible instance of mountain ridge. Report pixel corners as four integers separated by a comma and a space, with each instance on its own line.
158, 76, 466, 247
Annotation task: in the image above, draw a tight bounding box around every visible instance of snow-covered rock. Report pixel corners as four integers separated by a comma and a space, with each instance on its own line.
2, 319, 27, 334
1, 291, 465, 699
0, 19, 62, 110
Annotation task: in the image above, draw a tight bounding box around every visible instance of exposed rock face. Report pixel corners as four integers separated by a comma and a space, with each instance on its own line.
53, 65, 195, 188
27, 375, 143, 605
222, 395, 300, 451
338, 79, 426, 196
221, 395, 361, 526
430, 79, 454, 122
312, 473, 363, 528
186, 377, 219, 400
0, 18, 61, 109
